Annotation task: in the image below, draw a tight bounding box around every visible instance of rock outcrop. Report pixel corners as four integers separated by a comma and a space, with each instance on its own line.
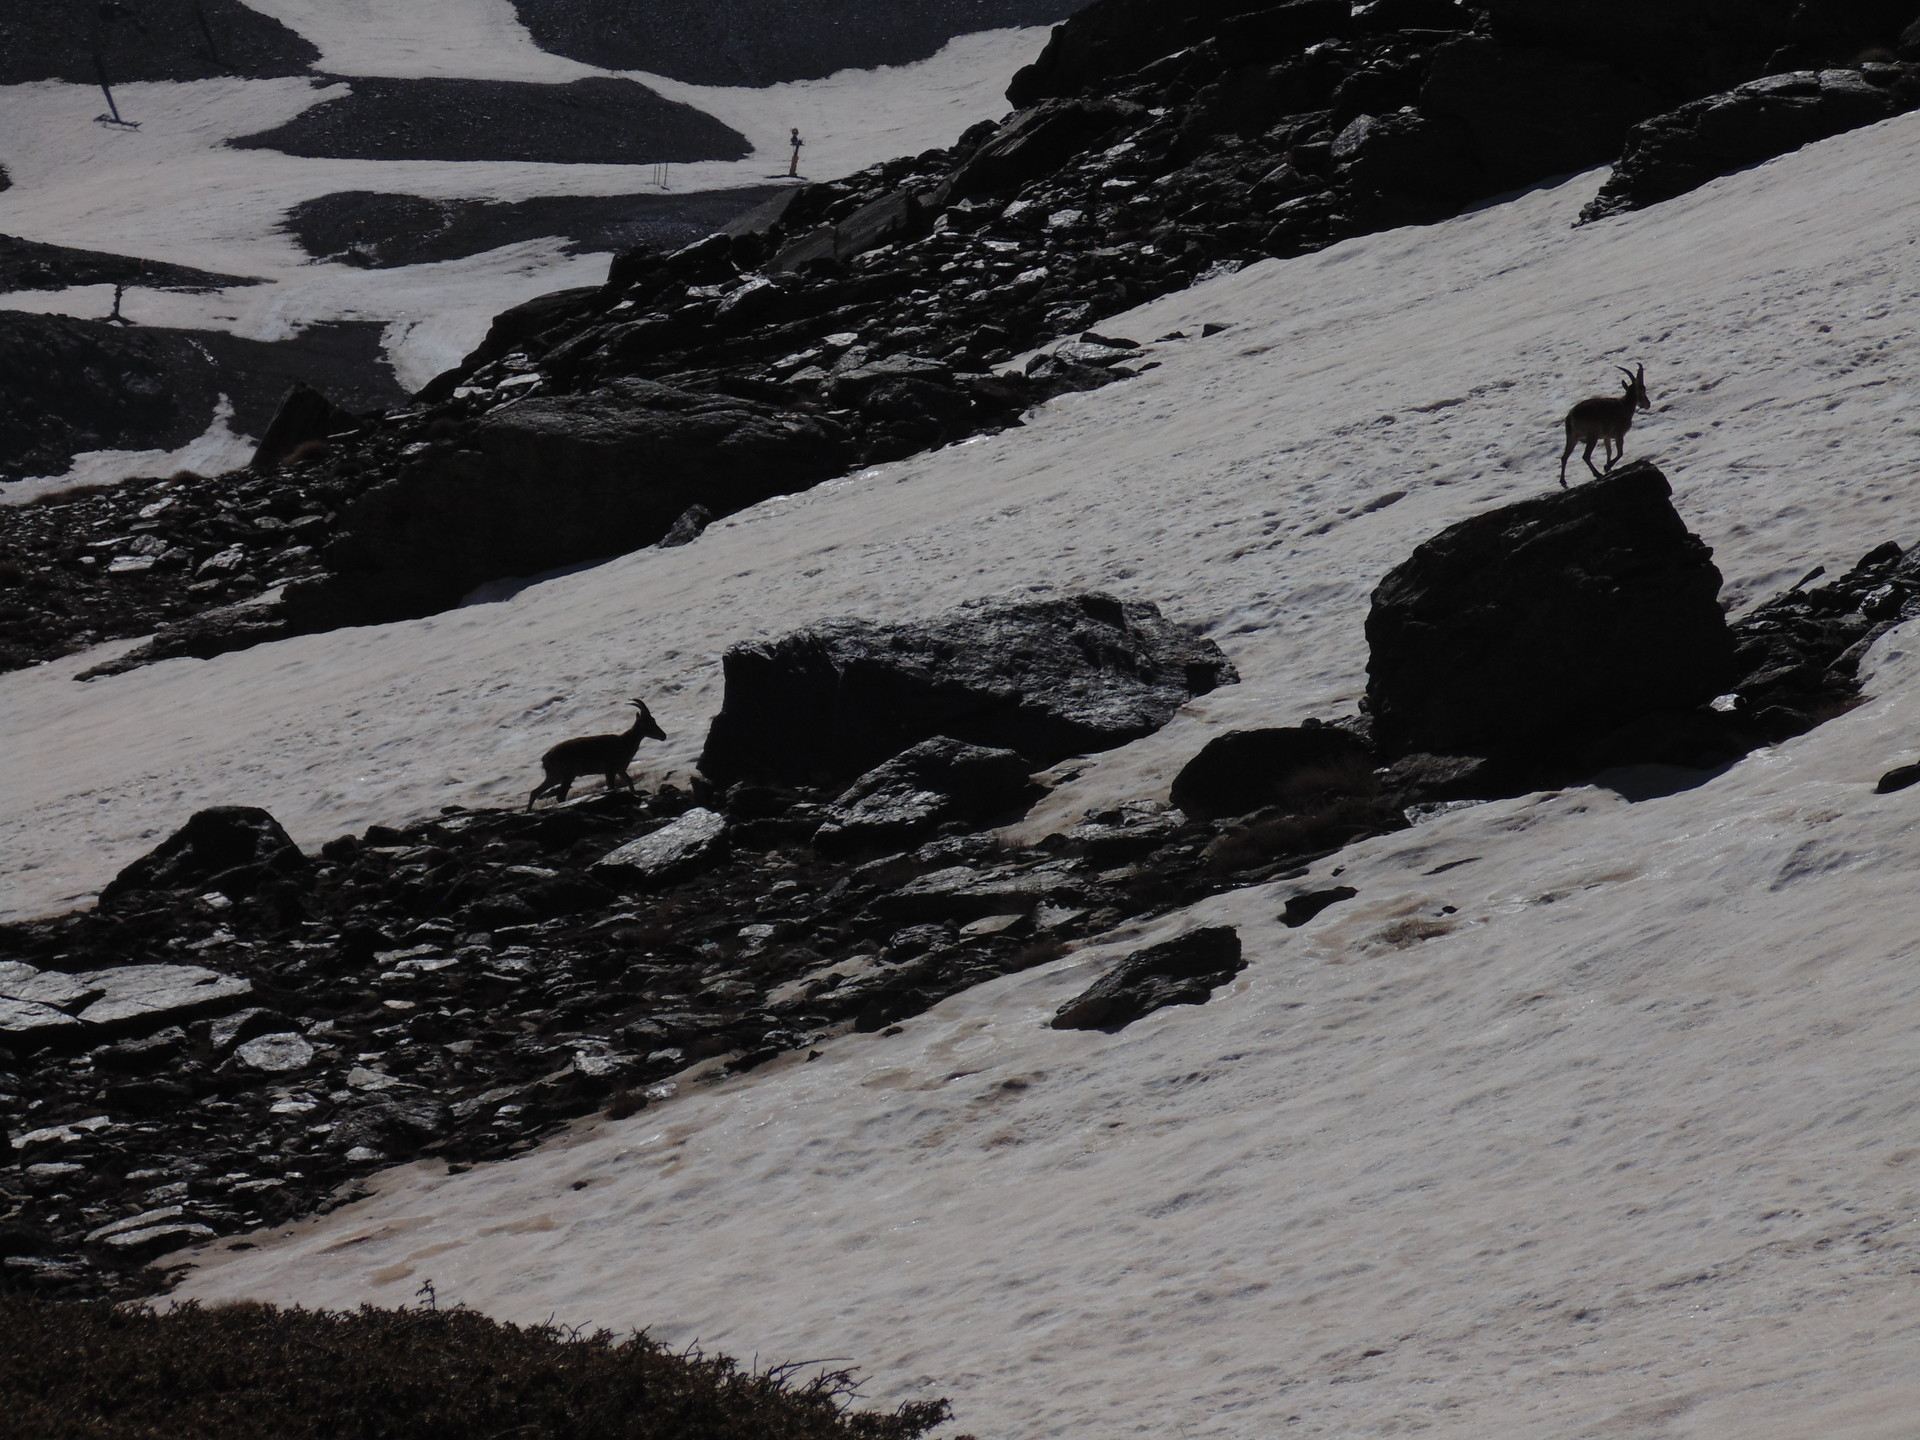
1581, 66, 1920, 222
1365, 462, 1736, 758
98, 807, 309, 909
699, 593, 1238, 787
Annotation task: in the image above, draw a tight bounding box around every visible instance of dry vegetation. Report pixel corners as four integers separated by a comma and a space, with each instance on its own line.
0, 1293, 960, 1440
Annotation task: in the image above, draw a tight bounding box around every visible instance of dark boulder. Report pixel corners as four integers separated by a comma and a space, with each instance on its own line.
99, 807, 309, 908
699, 592, 1239, 787
1280, 886, 1356, 927
250, 383, 355, 470
291, 377, 851, 626
1170, 725, 1375, 822
1365, 462, 1737, 758
814, 737, 1040, 854
1580, 67, 1920, 222
1051, 925, 1244, 1031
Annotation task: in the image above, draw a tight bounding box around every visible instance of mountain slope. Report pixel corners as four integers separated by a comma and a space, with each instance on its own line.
0, 105, 1908, 1438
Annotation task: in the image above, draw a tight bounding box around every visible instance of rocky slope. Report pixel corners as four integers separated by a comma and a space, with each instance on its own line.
7, 472, 1916, 1300
19, 0, 1920, 679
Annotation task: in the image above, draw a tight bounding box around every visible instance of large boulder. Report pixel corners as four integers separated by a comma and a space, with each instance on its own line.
291, 378, 851, 626
1169, 724, 1375, 822
1365, 463, 1737, 758
699, 593, 1239, 787
1580, 67, 1920, 222
98, 806, 308, 908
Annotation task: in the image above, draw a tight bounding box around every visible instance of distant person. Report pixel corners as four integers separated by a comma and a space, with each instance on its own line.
788, 127, 804, 177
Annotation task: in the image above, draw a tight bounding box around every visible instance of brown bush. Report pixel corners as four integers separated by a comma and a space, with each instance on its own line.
0, 1292, 960, 1440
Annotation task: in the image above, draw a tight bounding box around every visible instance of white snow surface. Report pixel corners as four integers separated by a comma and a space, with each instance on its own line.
0, 23, 1048, 484
7, 108, 1920, 1438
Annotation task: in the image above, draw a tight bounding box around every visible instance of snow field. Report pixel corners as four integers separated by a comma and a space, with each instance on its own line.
9, 103, 1920, 1440
0, 24, 1050, 473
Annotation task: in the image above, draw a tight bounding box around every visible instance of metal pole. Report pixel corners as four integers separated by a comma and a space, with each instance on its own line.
92, 51, 124, 124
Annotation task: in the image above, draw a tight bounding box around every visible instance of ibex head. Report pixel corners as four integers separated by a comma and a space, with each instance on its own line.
628, 698, 666, 741
1617, 363, 1649, 411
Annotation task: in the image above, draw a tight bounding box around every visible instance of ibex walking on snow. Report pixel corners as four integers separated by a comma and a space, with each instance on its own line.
527, 699, 666, 809
1559, 363, 1649, 486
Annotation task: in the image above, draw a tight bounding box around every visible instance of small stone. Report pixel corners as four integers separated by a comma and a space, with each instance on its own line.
961, 913, 1028, 937
234, 1032, 316, 1073
343, 1146, 385, 1163
347, 1067, 398, 1090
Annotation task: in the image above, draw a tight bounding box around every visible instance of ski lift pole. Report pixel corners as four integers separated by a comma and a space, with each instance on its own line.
92, 50, 127, 125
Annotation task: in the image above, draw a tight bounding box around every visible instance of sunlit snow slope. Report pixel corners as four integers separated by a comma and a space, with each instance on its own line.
17, 105, 1920, 1440
0, 13, 1048, 473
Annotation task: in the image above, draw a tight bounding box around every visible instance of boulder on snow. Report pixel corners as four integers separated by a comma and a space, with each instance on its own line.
1581, 67, 1920, 222
814, 736, 1040, 854
698, 592, 1239, 787
98, 806, 309, 909
1169, 724, 1376, 822
1050, 925, 1244, 1031
1365, 462, 1736, 758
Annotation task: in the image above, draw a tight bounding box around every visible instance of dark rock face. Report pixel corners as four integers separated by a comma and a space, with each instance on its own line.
947, 98, 1141, 199
814, 737, 1039, 854
511, 0, 1082, 86
1419, 37, 1666, 194
1009, 0, 1353, 108
99, 807, 309, 909
1050, 925, 1244, 1031
1581, 67, 1920, 222
1365, 462, 1736, 758
1488, 0, 1916, 98
291, 378, 851, 626
228, 77, 751, 165
0, 0, 319, 85
1170, 725, 1375, 822
699, 593, 1239, 787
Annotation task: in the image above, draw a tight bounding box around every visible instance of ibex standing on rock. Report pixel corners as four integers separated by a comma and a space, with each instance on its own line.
527, 699, 666, 810
1560, 363, 1649, 486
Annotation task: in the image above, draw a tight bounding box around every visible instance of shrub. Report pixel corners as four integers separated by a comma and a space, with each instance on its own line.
0, 1292, 959, 1440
